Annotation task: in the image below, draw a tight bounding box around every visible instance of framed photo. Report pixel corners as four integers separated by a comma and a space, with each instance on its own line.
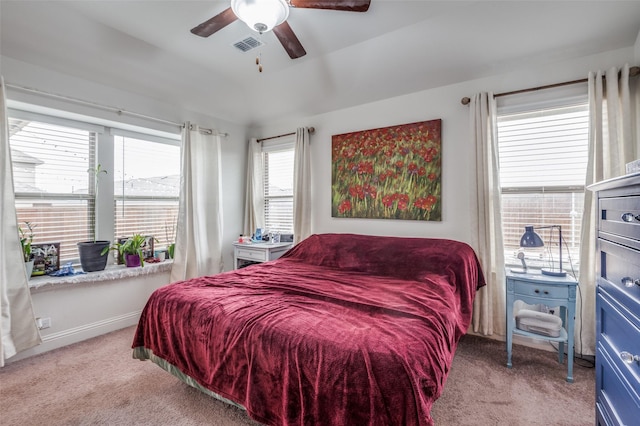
30, 242, 61, 276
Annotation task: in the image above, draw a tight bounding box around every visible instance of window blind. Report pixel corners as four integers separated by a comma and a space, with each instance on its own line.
9, 118, 95, 262
113, 135, 180, 248
263, 144, 294, 234
498, 104, 589, 190
497, 102, 589, 269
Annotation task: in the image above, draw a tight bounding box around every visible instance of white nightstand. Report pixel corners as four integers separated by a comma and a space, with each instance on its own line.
233, 242, 293, 269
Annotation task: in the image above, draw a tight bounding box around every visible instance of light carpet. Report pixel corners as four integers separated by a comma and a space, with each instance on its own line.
0, 327, 594, 425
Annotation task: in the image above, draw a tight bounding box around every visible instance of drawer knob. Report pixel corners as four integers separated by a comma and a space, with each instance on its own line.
621, 277, 640, 288
533, 289, 550, 295
621, 212, 640, 222
620, 351, 640, 364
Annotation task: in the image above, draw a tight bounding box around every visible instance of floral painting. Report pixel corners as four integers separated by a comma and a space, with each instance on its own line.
331, 119, 441, 221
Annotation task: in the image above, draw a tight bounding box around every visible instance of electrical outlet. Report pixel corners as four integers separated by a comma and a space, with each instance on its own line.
36, 317, 51, 330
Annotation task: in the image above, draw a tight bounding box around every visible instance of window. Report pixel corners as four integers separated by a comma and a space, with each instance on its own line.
10, 113, 99, 263
262, 137, 294, 234
9, 108, 181, 265
497, 94, 589, 273
114, 133, 180, 248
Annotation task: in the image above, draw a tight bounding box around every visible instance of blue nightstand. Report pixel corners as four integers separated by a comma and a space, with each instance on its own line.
505, 269, 578, 382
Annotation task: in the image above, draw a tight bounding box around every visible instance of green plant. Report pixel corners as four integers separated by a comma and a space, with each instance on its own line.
19, 221, 36, 262
102, 234, 156, 267
88, 164, 107, 243
164, 218, 176, 259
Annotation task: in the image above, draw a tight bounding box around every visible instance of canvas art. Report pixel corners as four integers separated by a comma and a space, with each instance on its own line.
332, 119, 442, 221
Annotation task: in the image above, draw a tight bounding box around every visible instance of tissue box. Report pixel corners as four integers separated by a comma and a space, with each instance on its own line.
626, 159, 640, 174
515, 309, 563, 337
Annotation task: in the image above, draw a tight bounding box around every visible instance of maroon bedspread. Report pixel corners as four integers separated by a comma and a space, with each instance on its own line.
133, 233, 485, 425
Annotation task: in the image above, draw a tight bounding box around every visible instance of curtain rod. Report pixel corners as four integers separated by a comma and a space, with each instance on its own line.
460, 65, 640, 105
256, 126, 315, 143
6, 82, 228, 137
184, 123, 228, 137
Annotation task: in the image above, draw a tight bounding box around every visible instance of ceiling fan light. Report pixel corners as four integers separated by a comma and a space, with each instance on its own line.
231, 0, 289, 34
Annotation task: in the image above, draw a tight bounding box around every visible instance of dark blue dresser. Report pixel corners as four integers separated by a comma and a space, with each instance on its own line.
591, 172, 640, 426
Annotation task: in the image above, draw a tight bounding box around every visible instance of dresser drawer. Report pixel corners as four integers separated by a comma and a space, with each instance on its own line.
596, 345, 640, 426
596, 401, 614, 426
511, 280, 569, 299
235, 248, 268, 262
599, 238, 640, 311
265, 246, 291, 260
591, 174, 640, 426
599, 196, 640, 241
597, 288, 640, 389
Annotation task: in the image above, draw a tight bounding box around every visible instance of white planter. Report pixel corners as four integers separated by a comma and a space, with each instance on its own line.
25, 260, 34, 280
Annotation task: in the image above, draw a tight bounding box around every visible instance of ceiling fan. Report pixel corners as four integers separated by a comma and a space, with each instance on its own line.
191, 0, 371, 59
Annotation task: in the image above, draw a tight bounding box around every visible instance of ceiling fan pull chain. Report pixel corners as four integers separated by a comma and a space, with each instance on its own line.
257, 53, 263, 73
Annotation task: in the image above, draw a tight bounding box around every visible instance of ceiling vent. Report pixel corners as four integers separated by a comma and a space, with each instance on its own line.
233, 36, 264, 53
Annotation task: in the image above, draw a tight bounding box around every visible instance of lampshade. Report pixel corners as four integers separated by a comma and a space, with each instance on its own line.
231, 0, 289, 33
520, 225, 544, 248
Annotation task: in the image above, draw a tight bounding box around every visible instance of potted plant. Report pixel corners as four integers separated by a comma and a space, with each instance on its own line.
103, 234, 155, 267
77, 164, 111, 272
19, 221, 36, 278
164, 218, 176, 260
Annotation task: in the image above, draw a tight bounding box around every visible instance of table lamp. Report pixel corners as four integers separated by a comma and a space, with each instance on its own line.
518, 225, 566, 277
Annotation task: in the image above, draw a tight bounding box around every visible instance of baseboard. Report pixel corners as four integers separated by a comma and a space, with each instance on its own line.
8, 311, 142, 363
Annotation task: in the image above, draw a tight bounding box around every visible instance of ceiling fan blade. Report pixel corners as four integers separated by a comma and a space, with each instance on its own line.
190, 7, 238, 37
273, 21, 307, 59
288, 0, 371, 12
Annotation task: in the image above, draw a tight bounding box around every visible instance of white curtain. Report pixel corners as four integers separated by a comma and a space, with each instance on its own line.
469, 92, 506, 336
0, 76, 41, 367
293, 127, 311, 244
170, 123, 224, 282
243, 138, 264, 236
578, 63, 638, 355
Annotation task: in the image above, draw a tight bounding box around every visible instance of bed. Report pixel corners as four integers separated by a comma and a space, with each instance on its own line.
132, 233, 485, 425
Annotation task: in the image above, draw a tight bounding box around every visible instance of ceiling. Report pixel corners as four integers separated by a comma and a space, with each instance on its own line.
1, 1, 640, 127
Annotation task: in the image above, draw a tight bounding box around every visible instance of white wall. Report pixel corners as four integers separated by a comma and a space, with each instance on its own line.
10, 270, 171, 362
251, 47, 637, 247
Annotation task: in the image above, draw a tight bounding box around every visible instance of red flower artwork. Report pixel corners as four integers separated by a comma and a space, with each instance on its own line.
338, 199, 352, 214
331, 119, 442, 221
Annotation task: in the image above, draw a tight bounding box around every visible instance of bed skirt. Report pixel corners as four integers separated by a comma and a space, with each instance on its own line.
133, 346, 247, 413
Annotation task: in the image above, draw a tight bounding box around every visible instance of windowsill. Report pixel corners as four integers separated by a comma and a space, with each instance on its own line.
28, 260, 173, 293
